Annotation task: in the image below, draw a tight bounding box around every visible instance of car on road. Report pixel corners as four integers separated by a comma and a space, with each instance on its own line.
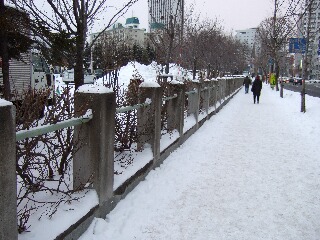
309, 79, 320, 83
62, 69, 96, 84
288, 78, 294, 83
279, 76, 289, 83
293, 77, 303, 85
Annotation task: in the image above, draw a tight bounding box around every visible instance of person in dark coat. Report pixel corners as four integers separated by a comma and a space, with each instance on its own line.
243, 76, 251, 94
251, 75, 263, 104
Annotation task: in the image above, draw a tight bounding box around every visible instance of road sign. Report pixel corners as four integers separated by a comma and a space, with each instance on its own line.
289, 38, 306, 53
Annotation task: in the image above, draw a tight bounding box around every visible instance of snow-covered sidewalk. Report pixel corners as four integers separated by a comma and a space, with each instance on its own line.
80, 84, 320, 240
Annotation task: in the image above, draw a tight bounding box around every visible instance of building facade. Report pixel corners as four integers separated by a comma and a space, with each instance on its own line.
91, 17, 146, 48
301, 0, 320, 79
148, 0, 184, 31
235, 28, 257, 50
235, 28, 258, 74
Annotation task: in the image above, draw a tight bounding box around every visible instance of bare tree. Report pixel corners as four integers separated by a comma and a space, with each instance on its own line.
148, 0, 184, 74
257, 14, 296, 91
0, 0, 9, 100
10, 0, 138, 89
182, 11, 248, 79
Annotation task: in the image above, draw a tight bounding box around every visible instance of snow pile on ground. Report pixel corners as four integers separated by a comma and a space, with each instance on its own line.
94, 61, 193, 87
56, 61, 193, 94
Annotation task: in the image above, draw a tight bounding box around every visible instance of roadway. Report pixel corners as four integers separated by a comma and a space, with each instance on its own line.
282, 82, 320, 98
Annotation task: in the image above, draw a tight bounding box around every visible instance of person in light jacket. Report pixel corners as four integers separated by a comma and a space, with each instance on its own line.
243, 76, 252, 94
251, 75, 262, 104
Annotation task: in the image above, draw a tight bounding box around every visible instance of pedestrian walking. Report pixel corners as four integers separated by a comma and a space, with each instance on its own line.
251, 75, 262, 104
243, 76, 251, 94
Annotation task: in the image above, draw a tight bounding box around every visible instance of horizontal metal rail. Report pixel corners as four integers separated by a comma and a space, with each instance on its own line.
200, 87, 208, 92
116, 102, 151, 113
116, 94, 178, 113
16, 112, 93, 141
185, 90, 197, 95
201, 86, 216, 92
162, 94, 177, 102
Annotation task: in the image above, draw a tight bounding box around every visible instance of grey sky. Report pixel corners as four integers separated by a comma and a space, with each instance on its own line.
123, 0, 274, 33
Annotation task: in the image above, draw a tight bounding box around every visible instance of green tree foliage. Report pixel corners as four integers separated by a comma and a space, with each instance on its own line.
92, 39, 156, 72
0, 5, 33, 60
35, 28, 76, 68
0, 3, 33, 99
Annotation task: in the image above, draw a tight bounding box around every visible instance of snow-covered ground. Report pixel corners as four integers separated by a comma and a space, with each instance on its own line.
79, 85, 320, 240
18, 61, 320, 239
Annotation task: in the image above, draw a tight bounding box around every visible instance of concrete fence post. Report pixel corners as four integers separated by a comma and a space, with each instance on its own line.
223, 79, 226, 98
232, 78, 234, 94
137, 83, 162, 162
202, 81, 210, 118
217, 79, 222, 105
212, 80, 218, 110
167, 82, 185, 136
225, 79, 228, 97
208, 80, 214, 109
73, 87, 116, 207
0, 101, 17, 240
224, 79, 227, 99
187, 82, 200, 128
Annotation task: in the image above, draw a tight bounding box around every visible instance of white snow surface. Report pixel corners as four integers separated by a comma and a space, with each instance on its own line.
0, 98, 13, 106
139, 81, 161, 88
80, 85, 320, 240
77, 84, 113, 93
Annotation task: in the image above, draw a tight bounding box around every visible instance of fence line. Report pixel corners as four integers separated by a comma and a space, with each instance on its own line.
16, 111, 93, 141
0, 77, 243, 240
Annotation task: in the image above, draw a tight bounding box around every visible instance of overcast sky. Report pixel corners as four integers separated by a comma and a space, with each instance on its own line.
122, 0, 274, 34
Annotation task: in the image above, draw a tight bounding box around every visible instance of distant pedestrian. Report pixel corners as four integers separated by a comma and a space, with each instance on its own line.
251, 75, 263, 104
243, 76, 252, 94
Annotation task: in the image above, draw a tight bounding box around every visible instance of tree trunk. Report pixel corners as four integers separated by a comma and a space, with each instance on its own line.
193, 57, 197, 80
75, 38, 85, 89
280, 81, 284, 98
275, 60, 280, 91
301, 0, 312, 113
165, 16, 174, 74
74, 22, 86, 89
0, 0, 11, 100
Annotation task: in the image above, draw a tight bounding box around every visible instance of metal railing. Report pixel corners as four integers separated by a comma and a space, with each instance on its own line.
185, 89, 197, 95
15, 85, 217, 141
15, 93, 180, 141
16, 110, 93, 141
116, 94, 178, 113
116, 102, 151, 113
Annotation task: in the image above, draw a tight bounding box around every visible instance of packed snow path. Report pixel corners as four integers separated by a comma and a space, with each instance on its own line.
81, 84, 320, 240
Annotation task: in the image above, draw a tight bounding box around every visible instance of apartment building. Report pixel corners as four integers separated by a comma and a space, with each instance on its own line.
235, 28, 257, 50
91, 17, 146, 48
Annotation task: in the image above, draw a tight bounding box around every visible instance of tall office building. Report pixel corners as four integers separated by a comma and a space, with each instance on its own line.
235, 28, 258, 50
148, 0, 184, 31
301, 0, 320, 78
235, 28, 258, 74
